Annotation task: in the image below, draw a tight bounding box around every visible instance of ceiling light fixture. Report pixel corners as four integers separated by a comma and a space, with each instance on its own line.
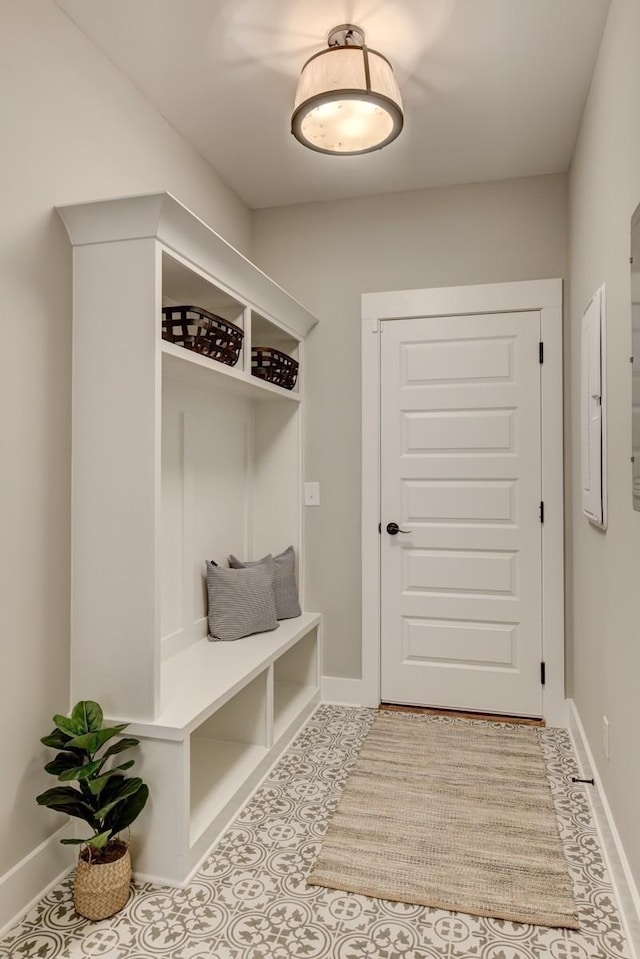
291, 24, 404, 156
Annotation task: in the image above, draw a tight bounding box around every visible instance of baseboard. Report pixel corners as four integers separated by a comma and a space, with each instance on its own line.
133, 870, 185, 889
568, 699, 640, 959
321, 675, 373, 706
0, 822, 75, 938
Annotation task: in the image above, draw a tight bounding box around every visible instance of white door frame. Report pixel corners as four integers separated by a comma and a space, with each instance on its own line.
361, 279, 566, 726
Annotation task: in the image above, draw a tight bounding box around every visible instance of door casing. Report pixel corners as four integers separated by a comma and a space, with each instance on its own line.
361, 279, 565, 726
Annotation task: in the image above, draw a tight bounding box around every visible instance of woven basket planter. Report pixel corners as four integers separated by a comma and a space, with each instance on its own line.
73, 841, 131, 921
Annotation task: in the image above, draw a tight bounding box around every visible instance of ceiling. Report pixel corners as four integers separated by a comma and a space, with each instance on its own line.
54, 0, 611, 210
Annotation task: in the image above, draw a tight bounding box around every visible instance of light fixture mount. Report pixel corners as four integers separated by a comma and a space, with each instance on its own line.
327, 24, 365, 48
291, 23, 404, 156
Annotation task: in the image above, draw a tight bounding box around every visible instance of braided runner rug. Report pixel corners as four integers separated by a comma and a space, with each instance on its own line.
308, 712, 579, 929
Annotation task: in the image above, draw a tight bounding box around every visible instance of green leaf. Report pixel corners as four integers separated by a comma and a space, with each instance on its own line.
88, 759, 135, 788
44, 753, 82, 777
59, 759, 104, 782
78, 779, 94, 800
94, 778, 143, 820
87, 830, 111, 850
35, 787, 99, 827
36, 785, 84, 807
87, 770, 117, 796
87, 763, 134, 796
96, 774, 125, 803
75, 760, 105, 780
51, 803, 97, 826
71, 701, 103, 733
114, 759, 134, 773
41, 728, 72, 750
53, 714, 84, 738
60, 838, 86, 845
65, 725, 128, 754
102, 738, 139, 760
106, 783, 149, 835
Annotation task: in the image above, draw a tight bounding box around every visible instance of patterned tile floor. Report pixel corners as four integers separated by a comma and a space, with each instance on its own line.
1, 706, 630, 959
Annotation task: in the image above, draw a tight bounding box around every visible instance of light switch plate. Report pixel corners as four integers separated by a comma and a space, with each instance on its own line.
304, 482, 320, 506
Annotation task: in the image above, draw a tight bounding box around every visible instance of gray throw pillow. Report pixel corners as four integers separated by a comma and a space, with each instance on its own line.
229, 545, 301, 620
206, 558, 278, 642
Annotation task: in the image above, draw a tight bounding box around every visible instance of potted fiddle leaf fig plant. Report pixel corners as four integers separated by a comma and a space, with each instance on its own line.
36, 700, 149, 921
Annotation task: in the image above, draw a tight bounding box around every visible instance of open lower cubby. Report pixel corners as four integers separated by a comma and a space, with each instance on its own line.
189, 670, 269, 845
273, 627, 319, 742
116, 615, 322, 884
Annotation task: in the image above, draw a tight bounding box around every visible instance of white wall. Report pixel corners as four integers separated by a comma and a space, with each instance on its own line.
253, 174, 569, 680
0, 0, 250, 924
568, 0, 640, 886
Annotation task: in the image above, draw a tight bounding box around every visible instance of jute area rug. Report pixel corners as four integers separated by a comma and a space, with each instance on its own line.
307, 713, 579, 929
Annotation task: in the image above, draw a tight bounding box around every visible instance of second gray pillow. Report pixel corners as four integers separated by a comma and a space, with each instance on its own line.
206, 558, 278, 642
229, 545, 301, 620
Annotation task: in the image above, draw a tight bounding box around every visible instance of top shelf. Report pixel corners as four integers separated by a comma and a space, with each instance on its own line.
160, 249, 303, 399
162, 341, 301, 402
56, 191, 318, 342
56, 194, 314, 404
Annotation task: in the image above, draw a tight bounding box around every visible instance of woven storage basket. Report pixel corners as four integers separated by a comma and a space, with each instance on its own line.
162, 305, 243, 367
251, 346, 298, 390
73, 842, 131, 921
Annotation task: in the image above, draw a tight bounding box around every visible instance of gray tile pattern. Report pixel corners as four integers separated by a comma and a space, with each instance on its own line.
1, 706, 630, 959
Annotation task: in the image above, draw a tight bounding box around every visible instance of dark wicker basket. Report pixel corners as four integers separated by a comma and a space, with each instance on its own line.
251, 346, 299, 390
162, 305, 243, 367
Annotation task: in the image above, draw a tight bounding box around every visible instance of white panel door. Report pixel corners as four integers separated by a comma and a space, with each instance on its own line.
380, 311, 543, 716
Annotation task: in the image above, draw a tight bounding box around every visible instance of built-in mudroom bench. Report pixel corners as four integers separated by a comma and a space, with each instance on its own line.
57, 193, 321, 886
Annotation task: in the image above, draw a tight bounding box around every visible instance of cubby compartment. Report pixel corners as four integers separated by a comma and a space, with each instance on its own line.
190, 671, 268, 846
251, 310, 301, 394
160, 377, 303, 661
162, 252, 247, 377
128, 613, 322, 882
160, 374, 255, 660
251, 310, 300, 357
273, 628, 319, 742
163, 251, 246, 328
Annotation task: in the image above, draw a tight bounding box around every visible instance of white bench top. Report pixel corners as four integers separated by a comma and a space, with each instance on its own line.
124, 612, 321, 740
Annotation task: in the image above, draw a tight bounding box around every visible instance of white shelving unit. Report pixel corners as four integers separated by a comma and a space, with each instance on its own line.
57, 192, 322, 885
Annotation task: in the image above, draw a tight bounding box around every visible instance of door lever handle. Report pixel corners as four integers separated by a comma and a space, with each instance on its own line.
386, 522, 411, 535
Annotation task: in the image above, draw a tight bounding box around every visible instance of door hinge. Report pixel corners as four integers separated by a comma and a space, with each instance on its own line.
378, 522, 381, 534
539, 341, 544, 364
539, 501, 544, 524
540, 661, 546, 686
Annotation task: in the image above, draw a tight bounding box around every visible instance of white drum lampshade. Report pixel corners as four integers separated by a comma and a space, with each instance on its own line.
291, 25, 404, 156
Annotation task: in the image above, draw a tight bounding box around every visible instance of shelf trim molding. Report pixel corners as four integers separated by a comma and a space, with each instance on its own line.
56, 192, 318, 340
